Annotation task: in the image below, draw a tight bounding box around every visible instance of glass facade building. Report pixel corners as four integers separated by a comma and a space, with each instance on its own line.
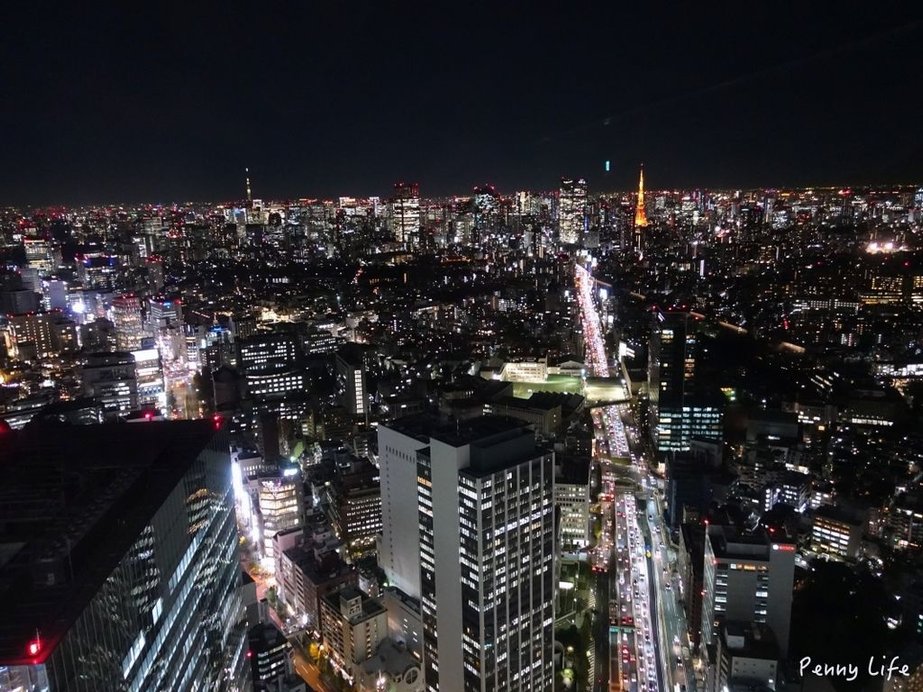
0, 421, 249, 692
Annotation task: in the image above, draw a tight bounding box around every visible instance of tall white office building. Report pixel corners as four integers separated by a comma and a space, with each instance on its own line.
378, 416, 556, 691
378, 421, 431, 599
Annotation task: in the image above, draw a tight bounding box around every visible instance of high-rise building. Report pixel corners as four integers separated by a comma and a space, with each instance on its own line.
132, 347, 165, 409
147, 296, 186, 365
715, 622, 780, 692
336, 343, 367, 420
377, 416, 556, 690
325, 456, 381, 558
8, 312, 57, 360
238, 332, 307, 401
391, 183, 421, 246
648, 311, 724, 452
701, 525, 795, 657
473, 185, 499, 244
81, 351, 139, 416
555, 455, 591, 553
810, 506, 864, 560
257, 472, 306, 563
79, 318, 117, 353
417, 417, 555, 691
0, 420, 250, 691
278, 540, 357, 634
558, 178, 587, 245
111, 293, 144, 351
377, 419, 432, 600
23, 237, 54, 275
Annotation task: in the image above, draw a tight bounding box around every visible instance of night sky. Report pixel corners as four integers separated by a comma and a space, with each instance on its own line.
2, 3, 922, 205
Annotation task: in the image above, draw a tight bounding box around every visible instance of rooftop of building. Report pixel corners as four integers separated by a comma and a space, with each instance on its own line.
283, 543, 354, 584
814, 505, 865, 526
324, 585, 386, 624
0, 420, 223, 665
248, 621, 289, 651
492, 394, 561, 412
359, 638, 419, 680
556, 455, 591, 485
707, 525, 791, 559
335, 342, 365, 367
721, 621, 780, 661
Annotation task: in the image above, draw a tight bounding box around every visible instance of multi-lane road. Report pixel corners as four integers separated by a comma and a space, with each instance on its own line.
576, 262, 695, 692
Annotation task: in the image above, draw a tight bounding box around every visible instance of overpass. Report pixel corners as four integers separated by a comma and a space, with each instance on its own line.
583, 377, 631, 406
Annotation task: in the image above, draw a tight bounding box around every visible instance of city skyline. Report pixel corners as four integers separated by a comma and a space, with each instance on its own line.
2, 4, 922, 204
3, 5, 923, 691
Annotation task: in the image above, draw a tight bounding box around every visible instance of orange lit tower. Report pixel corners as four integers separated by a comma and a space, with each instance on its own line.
634, 164, 648, 227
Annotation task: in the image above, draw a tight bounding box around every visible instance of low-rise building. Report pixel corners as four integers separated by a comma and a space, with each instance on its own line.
811, 506, 864, 560
714, 622, 780, 692
278, 542, 357, 634
321, 586, 388, 683
356, 639, 424, 692
555, 455, 591, 553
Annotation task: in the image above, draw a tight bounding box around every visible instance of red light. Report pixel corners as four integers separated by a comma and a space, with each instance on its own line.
246, 650, 252, 658
144, 412, 153, 421
28, 640, 40, 656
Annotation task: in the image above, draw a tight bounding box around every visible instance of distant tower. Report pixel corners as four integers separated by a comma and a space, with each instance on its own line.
558, 177, 587, 245
634, 165, 648, 228
390, 182, 421, 247
245, 168, 253, 206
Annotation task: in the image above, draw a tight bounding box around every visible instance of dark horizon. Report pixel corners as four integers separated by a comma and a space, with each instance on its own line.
2, 3, 922, 206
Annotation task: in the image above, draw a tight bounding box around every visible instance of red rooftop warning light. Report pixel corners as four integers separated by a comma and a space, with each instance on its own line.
28, 639, 41, 657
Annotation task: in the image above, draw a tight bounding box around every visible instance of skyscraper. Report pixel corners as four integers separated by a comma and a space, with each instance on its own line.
8, 312, 56, 360
418, 417, 555, 691
648, 311, 723, 452
391, 183, 421, 246
377, 419, 432, 599
0, 421, 249, 691
558, 178, 587, 245
111, 293, 143, 352
473, 184, 499, 244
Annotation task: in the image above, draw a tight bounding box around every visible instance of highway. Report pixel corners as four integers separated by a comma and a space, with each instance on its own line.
576, 262, 695, 692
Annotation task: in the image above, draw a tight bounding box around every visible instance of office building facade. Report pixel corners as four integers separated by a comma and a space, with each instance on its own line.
81, 351, 139, 416
0, 421, 249, 691
701, 526, 795, 657
417, 418, 555, 692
